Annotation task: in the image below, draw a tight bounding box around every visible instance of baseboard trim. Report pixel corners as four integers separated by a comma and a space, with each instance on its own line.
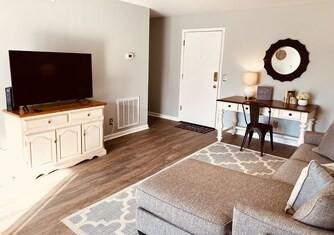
148, 112, 180, 122
104, 124, 149, 142
228, 126, 299, 147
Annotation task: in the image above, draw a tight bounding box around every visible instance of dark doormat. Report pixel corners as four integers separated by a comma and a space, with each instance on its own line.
176, 122, 215, 134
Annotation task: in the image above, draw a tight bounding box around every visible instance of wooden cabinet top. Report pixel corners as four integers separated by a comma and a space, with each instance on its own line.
3, 100, 107, 118
217, 96, 318, 113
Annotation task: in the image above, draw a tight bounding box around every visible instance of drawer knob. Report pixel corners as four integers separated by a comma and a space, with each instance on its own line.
289, 113, 292, 116
228, 105, 231, 108
87, 113, 91, 117
48, 120, 52, 124
246, 108, 249, 110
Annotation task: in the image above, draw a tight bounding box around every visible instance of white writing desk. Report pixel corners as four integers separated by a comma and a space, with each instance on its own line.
216, 96, 318, 146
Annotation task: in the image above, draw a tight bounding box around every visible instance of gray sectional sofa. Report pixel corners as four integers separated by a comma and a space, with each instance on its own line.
136, 131, 334, 235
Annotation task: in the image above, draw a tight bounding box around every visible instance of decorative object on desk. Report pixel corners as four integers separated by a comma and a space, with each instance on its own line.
284, 90, 297, 105
296, 92, 311, 106
290, 96, 297, 105
243, 72, 259, 99
264, 39, 310, 82
257, 86, 274, 101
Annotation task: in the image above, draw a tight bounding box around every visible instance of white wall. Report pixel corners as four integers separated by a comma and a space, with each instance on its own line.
0, 0, 150, 149
149, 1, 334, 136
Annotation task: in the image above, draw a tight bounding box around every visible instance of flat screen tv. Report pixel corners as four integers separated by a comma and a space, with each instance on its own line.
9, 50, 93, 108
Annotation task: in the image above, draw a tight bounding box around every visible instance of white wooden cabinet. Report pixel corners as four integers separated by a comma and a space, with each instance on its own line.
3, 101, 107, 177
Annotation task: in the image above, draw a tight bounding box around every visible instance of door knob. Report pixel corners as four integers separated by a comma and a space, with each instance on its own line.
213, 85, 217, 88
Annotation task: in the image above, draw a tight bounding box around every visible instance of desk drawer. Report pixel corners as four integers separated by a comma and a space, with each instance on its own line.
70, 109, 103, 122
238, 105, 250, 113
279, 110, 301, 121
262, 108, 279, 118
222, 102, 238, 111
25, 114, 68, 131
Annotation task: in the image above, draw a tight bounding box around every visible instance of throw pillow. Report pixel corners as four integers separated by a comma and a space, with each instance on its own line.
285, 160, 334, 214
323, 163, 334, 172
313, 122, 334, 161
293, 183, 334, 230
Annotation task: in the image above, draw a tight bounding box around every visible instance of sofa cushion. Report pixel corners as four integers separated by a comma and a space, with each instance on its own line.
293, 183, 334, 230
272, 159, 308, 185
233, 203, 334, 235
137, 208, 191, 235
285, 161, 334, 214
313, 122, 334, 161
291, 144, 333, 164
136, 159, 293, 235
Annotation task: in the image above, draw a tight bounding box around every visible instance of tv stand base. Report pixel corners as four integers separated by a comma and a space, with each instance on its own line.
3, 100, 107, 178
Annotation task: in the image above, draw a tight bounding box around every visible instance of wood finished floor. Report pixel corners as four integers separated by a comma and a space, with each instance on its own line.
13, 117, 296, 235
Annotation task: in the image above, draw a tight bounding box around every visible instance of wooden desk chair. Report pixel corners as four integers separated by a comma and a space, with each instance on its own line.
240, 101, 274, 156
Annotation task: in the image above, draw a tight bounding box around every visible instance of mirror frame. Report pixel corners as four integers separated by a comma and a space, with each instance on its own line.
264, 39, 310, 82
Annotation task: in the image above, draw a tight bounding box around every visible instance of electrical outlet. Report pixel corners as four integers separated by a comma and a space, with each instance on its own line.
109, 118, 113, 126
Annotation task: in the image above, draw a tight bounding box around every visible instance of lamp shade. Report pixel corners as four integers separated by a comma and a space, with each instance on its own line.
243, 72, 258, 86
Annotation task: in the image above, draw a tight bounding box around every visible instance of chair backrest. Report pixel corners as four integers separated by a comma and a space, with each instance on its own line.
242, 101, 272, 125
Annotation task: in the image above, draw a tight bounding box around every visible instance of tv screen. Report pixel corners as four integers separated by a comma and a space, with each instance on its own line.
9, 50, 93, 108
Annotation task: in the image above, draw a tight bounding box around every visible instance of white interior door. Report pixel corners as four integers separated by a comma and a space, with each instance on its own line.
179, 29, 224, 128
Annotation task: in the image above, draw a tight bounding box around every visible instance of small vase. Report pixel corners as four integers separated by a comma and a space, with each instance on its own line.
298, 99, 308, 106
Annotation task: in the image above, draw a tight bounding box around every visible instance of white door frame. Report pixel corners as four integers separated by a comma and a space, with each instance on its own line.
178, 27, 226, 127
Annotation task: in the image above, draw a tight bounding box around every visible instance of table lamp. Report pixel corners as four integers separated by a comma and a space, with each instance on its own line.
243, 72, 258, 99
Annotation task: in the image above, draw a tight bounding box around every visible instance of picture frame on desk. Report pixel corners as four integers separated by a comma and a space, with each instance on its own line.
285, 90, 297, 105
257, 86, 274, 101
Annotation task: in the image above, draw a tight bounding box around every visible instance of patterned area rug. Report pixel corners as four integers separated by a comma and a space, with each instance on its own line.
63, 142, 286, 235
175, 122, 215, 134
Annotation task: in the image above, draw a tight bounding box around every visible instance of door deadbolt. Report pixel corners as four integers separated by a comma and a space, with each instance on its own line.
213, 72, 218, 82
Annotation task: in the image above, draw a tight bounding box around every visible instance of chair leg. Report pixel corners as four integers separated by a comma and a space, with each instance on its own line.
240, 129, 249, 151
260, 133, 265, 156
270, 129, 274, 151
248, 130, 254, 146
138, 231, 146, 235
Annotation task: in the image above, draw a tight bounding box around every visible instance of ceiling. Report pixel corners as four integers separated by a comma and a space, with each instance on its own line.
121, 0, 323, 18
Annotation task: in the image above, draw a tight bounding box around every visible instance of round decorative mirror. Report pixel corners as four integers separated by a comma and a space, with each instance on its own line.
264, 39, 309, 82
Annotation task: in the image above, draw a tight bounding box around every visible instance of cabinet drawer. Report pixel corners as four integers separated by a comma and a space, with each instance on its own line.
279, 110, 301, 121
25, 115, 68, 131
70, 109, 103, 122
222, 102, 238, 111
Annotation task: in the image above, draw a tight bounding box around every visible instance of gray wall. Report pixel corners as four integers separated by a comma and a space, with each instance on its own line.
0, 0, 150, 149
149, 1, 334, 136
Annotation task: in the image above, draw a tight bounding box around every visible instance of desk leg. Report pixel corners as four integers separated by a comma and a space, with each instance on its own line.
231, 111, 238, 135
298, 113, 309, 146
307, 118, 315, 132
216, 103, 224, 142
